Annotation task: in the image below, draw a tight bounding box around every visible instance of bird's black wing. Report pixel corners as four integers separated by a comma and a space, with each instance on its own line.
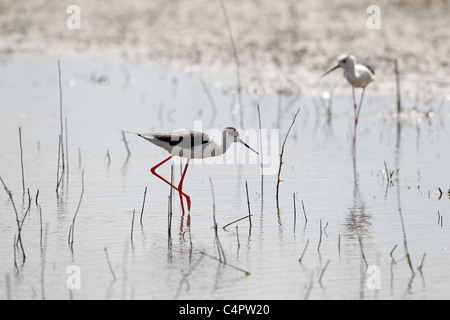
154, 134, 184, 146
189, 132, 212, 147
358, 59, 375, 75
154, 132, 211, 147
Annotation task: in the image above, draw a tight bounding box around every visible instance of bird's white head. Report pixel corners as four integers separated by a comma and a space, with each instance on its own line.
223, 127, 259, 155
322, 54, 356, 77
336, 54, 356, 69
223, 127, 240, 142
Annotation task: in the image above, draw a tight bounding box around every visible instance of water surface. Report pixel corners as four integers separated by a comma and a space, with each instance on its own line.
0, 58, 449, 299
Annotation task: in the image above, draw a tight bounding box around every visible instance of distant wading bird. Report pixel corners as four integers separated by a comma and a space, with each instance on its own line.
129, 127, 258, 215
322, 54, 375, 153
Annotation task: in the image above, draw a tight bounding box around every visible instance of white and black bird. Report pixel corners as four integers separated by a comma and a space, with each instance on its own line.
129, 127, 258, 214
322, 54, 375, 152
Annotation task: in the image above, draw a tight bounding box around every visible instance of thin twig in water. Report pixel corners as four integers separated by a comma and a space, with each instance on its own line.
200, 251, 250, 276
293, 193, 297, 231
130, 209, 135, 247
56, 135, 63, 193
317, 220, 323, 253
236, 225, 240, 252
395, 169, 415, 275
257, 104, 263, 196
174, 254, 205, 299
19, 127, 25, 195
68, 170, 85, 250
139, 186, 148, 226
122, 130, 131, 158
35, 189, 40, 206
168, 164, 174, 248
276, 107, 301, 208
338, 234, 341, 255
222, 214, 253, 230
209, 178, 226, 262
394, 59, 402, 114
301, 200, 308, 226
298, 239, 310, 264
39, 205, 43, 253
304, 270, 314, 300
245, 181, 252, 230
417, 253, 426, 273
65, 117, 69, 179
13, 235, 18, 273
58, 61, 65, 171
105, 150, 111, 166
104, 247, 116, 282
318, 260, 330, 287
1, 176, 26, 262
384, 161, 394, 186
390, 244, 398, 258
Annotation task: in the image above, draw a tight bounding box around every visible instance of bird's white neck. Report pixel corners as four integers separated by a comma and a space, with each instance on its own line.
218, 133, 234, 156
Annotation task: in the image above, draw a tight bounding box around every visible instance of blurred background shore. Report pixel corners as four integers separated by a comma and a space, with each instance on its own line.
0, 0, 448, 98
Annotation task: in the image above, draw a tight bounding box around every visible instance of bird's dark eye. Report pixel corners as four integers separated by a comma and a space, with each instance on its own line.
342, 59, 346, 63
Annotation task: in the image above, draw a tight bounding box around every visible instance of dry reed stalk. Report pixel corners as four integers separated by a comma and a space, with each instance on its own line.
318, 259, 330, 287
417, 253, 426, 273
65, 118, 69, 178
317, 220, 323, 253
236, 225, 240, 252
130, 209, 135, 246
209, 177, 226, 263
200, 251, 250, 276
276, 107, 301, 208
395, 170, 415, 275
301, 200, 308, 226
293, 193, 297, 230
13, 235, 18, 273
35, 189, 39, 205
304, 270, 314, 300
1, 176, 26, 262
39, 205, 43, 253
105, 150, 111, 166
58, 61, 65, 174
104, 247, 116, 282
68, 170, 85, 250
245, 181, 252, 229
222, 214, 253, 230
56, 135, 63, 193
394, 59, 402, 114
18, 127, 25, 195
384, 161, 394, 186
168, 164, 174, 247
257, 104, 263, 195
122, 130, 131, 158
338, 234, 341, 255
298, 239, 310, 264
139, 186, 148, 226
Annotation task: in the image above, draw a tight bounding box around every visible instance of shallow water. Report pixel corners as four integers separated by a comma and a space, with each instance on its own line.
0, 57, 449, 300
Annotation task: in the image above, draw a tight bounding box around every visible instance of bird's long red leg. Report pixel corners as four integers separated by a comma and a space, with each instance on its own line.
352, 87, 357, 156
177, 159, 191, 215
352, 87, 366, 157
355, 87, 366, 128
150, 155, 191, 212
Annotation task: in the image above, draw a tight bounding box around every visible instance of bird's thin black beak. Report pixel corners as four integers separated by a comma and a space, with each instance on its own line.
321, 65, 339, 78
239, 139, 259, 155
